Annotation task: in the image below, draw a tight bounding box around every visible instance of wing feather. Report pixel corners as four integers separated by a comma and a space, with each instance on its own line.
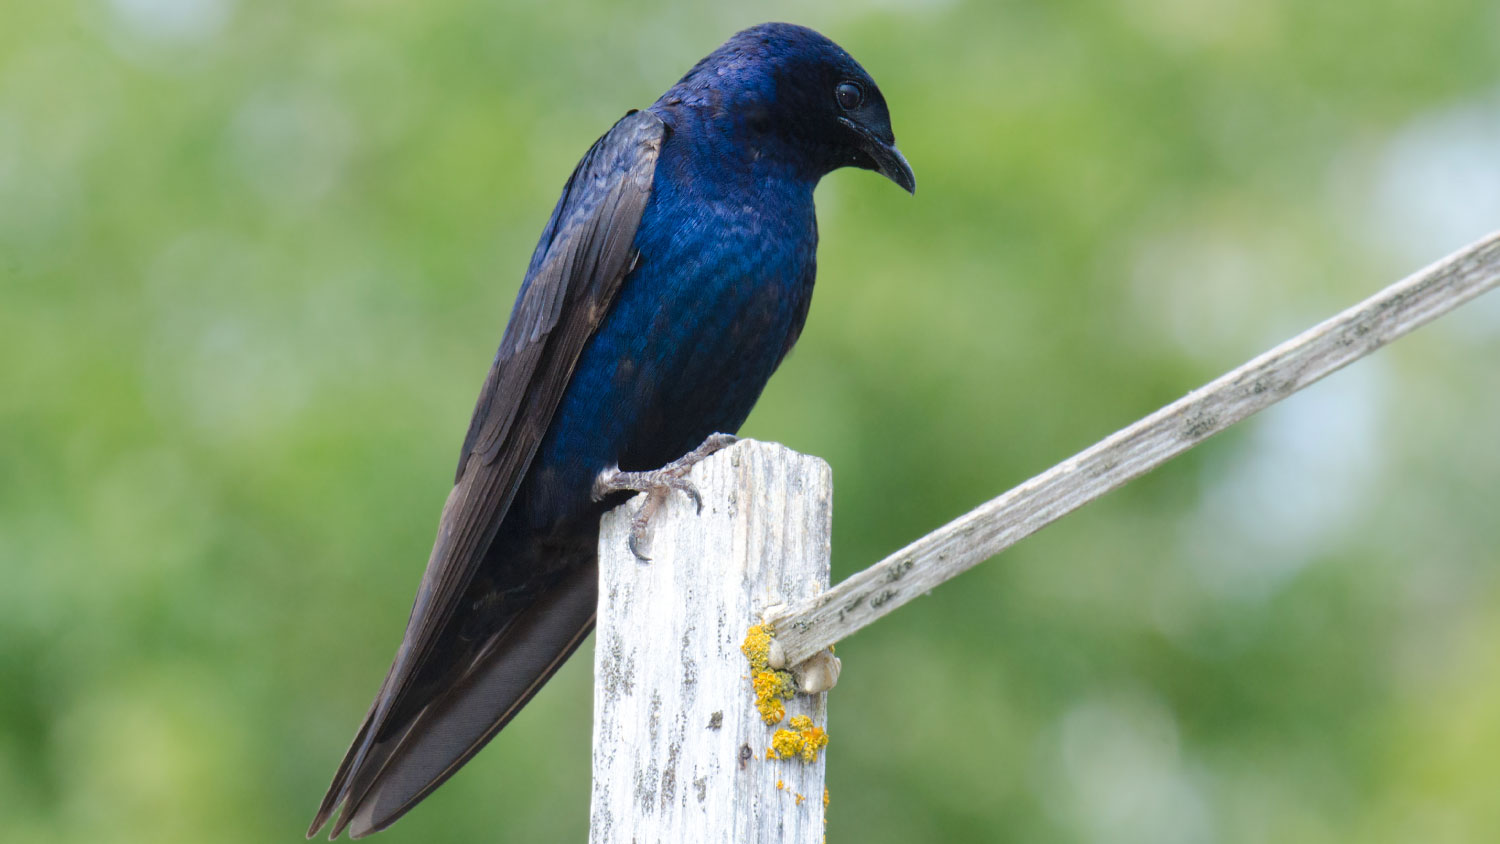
308, 109, 665, 838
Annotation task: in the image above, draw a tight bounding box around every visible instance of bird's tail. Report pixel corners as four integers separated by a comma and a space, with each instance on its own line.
307, 561, 598, 839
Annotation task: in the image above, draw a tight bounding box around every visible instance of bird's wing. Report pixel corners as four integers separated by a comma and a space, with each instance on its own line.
308, 109, 665, 838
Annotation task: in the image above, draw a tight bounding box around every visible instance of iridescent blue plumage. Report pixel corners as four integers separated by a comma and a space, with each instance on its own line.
312, 23, 912, 838
519, 108, 819, 530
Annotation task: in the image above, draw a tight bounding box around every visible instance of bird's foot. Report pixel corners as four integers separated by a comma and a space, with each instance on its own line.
593, 433, 739, 560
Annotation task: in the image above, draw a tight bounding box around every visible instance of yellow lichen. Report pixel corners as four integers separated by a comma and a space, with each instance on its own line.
767, 715, 830, 763
770, 728, 803, 759
823, 787, 829, 808
795, 793, 805, 806
741, 624, 774, 670
751, 669, 795, 724
776, 779, 785, 790
744, 625, 795, 725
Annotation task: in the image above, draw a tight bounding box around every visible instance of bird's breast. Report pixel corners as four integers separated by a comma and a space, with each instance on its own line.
515, 175, 818, 530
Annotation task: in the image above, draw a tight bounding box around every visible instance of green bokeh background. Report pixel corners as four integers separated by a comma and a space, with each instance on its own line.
4, 1, 1500, 841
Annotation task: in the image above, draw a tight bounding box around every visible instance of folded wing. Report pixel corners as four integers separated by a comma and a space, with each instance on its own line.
308, 110, 666, 839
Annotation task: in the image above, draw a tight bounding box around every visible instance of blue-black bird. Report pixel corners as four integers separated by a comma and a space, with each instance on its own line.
308, 22, 913, 838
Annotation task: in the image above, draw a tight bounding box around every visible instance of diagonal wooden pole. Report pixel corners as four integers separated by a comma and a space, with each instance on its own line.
765, 230, 1500, 667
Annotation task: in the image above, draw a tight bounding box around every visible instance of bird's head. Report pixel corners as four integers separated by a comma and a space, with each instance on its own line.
658, 23, 916, 194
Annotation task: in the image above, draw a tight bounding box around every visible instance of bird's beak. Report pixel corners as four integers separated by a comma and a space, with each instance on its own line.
869, 140, 916, 195
842, 118, 917, 195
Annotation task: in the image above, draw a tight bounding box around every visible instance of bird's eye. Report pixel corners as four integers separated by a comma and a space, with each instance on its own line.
835, 81, 864, 111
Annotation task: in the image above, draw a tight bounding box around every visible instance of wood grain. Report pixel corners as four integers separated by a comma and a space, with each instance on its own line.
765, 230, 1500, 667
591, 440, 834, 844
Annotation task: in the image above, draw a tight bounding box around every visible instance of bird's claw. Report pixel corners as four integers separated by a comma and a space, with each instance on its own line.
594, 433, 739, 560
666, 475, 703, 513
626, 496, 664, 560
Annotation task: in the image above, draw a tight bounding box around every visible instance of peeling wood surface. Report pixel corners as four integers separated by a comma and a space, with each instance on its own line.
590, 440, 832, 844
765, 229, 1500, 667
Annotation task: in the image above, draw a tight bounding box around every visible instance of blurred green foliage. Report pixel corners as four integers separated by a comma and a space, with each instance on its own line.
3, 1, 1500, 842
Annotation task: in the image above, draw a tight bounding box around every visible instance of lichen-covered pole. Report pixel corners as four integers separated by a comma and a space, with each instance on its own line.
590, 439, 834, 843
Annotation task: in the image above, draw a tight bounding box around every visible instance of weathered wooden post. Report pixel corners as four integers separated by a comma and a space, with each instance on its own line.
587, 233, 1500, 840
590, 439, 834, 843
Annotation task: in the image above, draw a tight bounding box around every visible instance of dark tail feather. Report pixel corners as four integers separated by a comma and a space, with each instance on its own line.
307, 690, 385, 837
308, 563, 598, 839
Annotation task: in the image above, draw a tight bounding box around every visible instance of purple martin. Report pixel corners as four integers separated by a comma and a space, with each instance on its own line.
309, 22, 913, 838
